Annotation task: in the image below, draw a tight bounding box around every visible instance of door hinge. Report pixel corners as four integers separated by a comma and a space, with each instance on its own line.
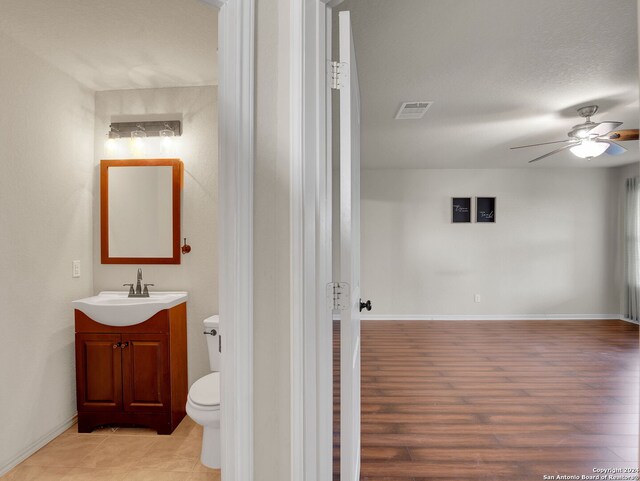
327, 282, 350, 310
330, 61, 346, 90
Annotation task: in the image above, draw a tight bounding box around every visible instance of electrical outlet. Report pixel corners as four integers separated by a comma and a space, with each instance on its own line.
72, 260, 81, 278
474, 294, 481, 303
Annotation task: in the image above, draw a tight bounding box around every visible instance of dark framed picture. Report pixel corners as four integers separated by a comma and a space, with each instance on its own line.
476, 197, 496, 223
451, 197, 472, 223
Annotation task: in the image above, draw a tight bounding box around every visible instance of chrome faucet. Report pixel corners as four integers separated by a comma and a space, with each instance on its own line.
136, 268, 143, 295
124, 268, 154, 298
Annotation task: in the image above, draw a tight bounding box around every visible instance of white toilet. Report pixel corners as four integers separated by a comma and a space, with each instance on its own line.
186, 315, 221, 468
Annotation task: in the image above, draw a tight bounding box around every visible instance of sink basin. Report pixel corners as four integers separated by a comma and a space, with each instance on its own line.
72, 291, 188, 326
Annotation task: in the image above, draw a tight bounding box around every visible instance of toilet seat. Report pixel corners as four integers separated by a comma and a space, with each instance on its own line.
188, 372, 220, 410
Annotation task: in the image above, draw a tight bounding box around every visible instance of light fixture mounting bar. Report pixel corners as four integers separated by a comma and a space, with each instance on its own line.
109, 120, 182, 137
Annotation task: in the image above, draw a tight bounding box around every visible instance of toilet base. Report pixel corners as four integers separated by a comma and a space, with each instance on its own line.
201, 425, 221, 468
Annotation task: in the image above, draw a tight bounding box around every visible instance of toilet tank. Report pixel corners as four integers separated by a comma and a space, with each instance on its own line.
203, 315, 221, 372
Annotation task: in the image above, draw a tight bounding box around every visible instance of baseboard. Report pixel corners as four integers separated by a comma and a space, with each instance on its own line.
333, 314, 626, 321
0, 414, 77, 477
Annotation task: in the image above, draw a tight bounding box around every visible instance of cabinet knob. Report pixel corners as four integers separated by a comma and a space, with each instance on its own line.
113, 342, 121, 349
120, 342, 129, 349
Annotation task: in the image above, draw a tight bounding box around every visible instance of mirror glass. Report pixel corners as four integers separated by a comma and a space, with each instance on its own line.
101, 159, 182, 264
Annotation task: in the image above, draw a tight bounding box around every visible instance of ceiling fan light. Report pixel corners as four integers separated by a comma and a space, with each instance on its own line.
569, 139, 609, 159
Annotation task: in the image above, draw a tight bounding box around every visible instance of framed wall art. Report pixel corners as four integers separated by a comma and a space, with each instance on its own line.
451, 197, 472, 223
476, 197, 496, 223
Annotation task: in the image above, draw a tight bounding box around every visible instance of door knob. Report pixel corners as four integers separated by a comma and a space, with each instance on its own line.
359, 299, 372, 312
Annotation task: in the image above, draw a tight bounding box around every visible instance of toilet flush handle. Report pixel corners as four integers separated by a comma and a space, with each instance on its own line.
202, 328, 221, 352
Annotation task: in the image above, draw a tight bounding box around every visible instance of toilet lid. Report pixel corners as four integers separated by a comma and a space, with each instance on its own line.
188, 372, 220, 408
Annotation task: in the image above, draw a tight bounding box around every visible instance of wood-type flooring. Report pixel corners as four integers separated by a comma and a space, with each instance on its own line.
334, 320, 639, 481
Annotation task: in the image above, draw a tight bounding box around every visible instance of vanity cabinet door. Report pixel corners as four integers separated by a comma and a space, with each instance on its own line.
75, 333, 123, 411
121, 334, 170, 413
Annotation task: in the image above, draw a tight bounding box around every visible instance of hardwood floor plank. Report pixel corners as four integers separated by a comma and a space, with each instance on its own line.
362, 413, 481, 424
572, 423, 640, 435
396, 423, 576, 435
381, 403, 554, 415
359, 461, 522, 478
407, 446, 622, 462
485, 413, 637, 424
360, 447, 411, 462
494, 434, 638, 449
551, 404, 640, 414
361, 433, 498, 448
370, 388, 527, 397
464, 396, 625, 405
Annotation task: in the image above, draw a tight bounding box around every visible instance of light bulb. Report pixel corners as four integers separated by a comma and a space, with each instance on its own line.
161, 132, 174, 146
159, 124, 176, 154
130, 126, 147, 156
105, 130, 120, 156
569, 139, 609, 159
105, 137, 117, 152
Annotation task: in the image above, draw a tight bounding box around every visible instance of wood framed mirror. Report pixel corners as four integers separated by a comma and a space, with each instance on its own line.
100, 158, 183, 264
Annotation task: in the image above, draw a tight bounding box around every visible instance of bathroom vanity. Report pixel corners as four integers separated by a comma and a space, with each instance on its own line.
73, 295, 188, 435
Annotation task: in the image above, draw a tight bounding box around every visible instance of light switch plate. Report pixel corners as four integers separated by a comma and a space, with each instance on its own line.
72, 260, 81, 278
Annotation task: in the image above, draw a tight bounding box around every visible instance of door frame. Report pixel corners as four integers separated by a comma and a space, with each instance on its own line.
211, 0, 346, 478
290, 1, 344, 480
203, 1, 255, 480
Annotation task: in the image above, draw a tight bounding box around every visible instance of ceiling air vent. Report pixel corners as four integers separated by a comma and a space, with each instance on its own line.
395, 101, 433, 120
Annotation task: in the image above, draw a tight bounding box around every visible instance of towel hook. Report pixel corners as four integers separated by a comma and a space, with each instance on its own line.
181, 237, 191, 254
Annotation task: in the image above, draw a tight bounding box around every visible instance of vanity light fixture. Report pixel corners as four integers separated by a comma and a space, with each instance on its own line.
107, 120, 182, 139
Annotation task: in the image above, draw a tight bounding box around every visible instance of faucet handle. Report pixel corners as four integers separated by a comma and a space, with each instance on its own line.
123, 283, 135, 296
143, 283, 154, 296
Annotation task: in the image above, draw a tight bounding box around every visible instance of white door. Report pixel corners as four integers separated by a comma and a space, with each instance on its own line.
338, 10, 361, 481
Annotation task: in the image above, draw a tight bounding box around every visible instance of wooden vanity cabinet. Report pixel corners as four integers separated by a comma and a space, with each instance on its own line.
74, 303, 187, 434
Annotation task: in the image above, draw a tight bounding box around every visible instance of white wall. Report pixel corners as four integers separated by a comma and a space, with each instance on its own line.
0, 32, 94, 473
93, 86, 218, 385
361, 168, 621, 318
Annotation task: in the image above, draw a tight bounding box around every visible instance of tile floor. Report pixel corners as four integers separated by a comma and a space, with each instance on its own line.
1, 417, 221, 481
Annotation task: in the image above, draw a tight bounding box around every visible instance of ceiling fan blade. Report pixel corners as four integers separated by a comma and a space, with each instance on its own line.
511, 139, 574, 150
586, 121, 623, 137
528, 144, 577, 163
604, 140, 627, 156
608, 129, 639, 141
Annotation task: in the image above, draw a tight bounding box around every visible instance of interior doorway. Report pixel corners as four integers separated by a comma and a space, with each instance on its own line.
329, 0, 640, 479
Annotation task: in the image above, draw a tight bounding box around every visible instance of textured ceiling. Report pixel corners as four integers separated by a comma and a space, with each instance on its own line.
340, 0, 640, 168
0, 0, 217, 91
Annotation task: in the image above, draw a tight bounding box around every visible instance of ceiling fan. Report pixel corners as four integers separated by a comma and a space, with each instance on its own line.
511, 105, 639, 163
